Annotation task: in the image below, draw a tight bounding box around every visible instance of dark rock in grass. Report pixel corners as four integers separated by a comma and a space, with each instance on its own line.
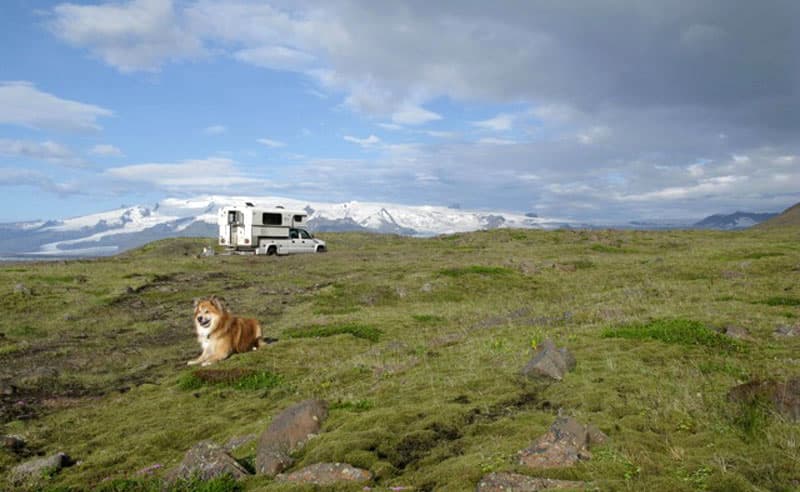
521, 340, 576, 381
519, 416, 607, 469
2, 434, 26, 451
13, 283, 31, 295
10, 452, 72, 485
167, 440, 250, 482
774, 324, 800, 338
728, 378, 800, 421
255, 399, 328, 476
476, 472, 587, 491
276, 462, 372, 485
721, 325, 755, 341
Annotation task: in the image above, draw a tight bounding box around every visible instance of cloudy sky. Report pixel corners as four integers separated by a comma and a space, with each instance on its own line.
1, 0, 798, 223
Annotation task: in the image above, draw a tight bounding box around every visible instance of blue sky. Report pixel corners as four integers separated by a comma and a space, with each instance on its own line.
1, 0, 798, 223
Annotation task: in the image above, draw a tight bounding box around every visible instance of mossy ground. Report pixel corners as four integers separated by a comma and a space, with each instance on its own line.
0, 228, 799, 491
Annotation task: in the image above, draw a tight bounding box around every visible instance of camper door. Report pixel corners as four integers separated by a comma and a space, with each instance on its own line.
227, 210, 242, 246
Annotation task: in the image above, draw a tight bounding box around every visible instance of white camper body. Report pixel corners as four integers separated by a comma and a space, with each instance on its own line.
218, 204, 326, 255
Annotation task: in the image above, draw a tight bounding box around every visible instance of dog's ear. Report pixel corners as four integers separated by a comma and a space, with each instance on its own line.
211, 296, 227, 313
192, 298, 200, 310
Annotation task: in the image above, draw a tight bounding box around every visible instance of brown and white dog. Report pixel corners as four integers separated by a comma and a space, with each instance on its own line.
188, 296, 264, 366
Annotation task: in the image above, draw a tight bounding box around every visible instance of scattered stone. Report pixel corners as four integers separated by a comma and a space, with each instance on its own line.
224, 434, 257, 452
476, 472, 587, 491
519, 416, 607, 469
10, 452, 72, 485
429, 332, 465, 348
420, 282, 433, 293
276, 463, 372, 485
774, 325, 800, 338
722, 325, 755, 342
255, 399, 328, 476
728, 378, 800, 421
13, 283, 31, 295
166, 440, 250, 482
721, 270, 744, 279
2, 434, 26, 452
521, 340, 576, 381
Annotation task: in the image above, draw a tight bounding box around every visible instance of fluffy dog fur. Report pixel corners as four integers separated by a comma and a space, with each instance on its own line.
188, 296, 264, 366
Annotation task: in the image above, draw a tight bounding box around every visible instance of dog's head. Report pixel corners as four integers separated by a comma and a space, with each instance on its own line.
193, 296, 227, 329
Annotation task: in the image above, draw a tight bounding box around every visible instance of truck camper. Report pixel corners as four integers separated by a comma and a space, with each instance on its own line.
218, 203, 326, 255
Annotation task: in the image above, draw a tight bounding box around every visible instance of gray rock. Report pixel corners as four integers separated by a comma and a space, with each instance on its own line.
522, 340, 576, 381
476, 472, 587, 491
420, 282, 433, 292
722, 325, 754, 341
276, 462, 372, 485
255, 399, 328, 476
224, 434, 257, 452
10, 452, 71, 485
774, 325, 800, 338
167, 440, 250, 482
519, 416, 607, 469
728, 378, 800, 421
2, 434, 26, 452
13, 283, 31, 295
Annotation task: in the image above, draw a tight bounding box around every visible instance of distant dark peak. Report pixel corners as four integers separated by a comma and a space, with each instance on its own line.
693, 210, 778, 230
304, 205, 316, 216
525, 212, 538, 218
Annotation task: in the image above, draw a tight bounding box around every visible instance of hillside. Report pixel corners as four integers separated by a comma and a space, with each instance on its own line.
692, 211, 777, 230
1, 228, 799, 491
754, 201, 800, 229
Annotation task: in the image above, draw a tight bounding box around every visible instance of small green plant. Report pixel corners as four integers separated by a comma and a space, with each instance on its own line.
285, 323, 382, 342
601, 319, 744, 352
762, 296, 800, 306
412, 314, 445, 323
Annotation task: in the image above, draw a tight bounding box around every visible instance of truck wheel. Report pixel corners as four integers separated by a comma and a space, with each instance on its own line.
267, 246, 277, 256
316, 245, 327, 253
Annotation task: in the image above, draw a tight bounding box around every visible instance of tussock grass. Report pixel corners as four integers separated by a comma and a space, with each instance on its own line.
177, 369, 281, 391
601, 319, 744, 352
284, 323, 382, 342
438, 265, 513, 277
761, 296, 800, 306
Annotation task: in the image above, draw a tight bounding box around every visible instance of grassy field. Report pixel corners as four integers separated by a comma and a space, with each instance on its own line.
1, 227, 799, 491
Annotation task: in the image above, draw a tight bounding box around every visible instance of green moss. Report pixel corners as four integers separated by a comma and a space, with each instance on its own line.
177, 369, 281, 391
601, 319, 744, 352
438, 265, 513, 277
761, 296, 800, 306
284, 323, 382, 342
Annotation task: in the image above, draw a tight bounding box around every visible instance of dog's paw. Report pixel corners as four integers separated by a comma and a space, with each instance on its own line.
187, 359, 199, 366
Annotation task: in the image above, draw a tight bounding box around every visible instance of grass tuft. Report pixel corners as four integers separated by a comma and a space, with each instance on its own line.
285, 323, 382, 342
438, 265, 513, 277
761, 296, 800, 306
601, 318, 744, 351
177, 369, 281, 391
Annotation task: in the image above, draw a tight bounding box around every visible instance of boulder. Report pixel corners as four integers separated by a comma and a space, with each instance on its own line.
276, 462, 372, 485
13, 283, 31, 295
10, 452, 72, 485
521, 340, 576, 381
255, 399, 328, 476
722, 325, 755, 341
166, 440, 250, 482
728, 378, 800, 421
2, 434, 26, 452
476, 472, 587, 491
519, 416, 607, 469
774, 325, 800, 338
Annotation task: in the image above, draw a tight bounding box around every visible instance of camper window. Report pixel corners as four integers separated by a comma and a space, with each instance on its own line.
228, 211, 239, 225
293, 214, 304, 223
262, 213, 283, 225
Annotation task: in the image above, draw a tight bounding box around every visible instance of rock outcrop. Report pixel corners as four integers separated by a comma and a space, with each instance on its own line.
477, 472, 587, 491
167, 441, 250, 482
276, 462, 372, 485
521, 340, 576, 381
519, 416, 608, 468
255, 399, 328, 476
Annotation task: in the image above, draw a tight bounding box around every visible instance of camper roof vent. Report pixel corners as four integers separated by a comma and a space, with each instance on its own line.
245, 202, 254, 207
276, 205, 285, 209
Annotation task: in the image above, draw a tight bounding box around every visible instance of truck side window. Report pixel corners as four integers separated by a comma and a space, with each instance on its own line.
289, 229, 299, 239
299, 230, 310, 239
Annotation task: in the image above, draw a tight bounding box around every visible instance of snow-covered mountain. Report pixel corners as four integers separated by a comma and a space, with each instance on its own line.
0, 196, 576, 258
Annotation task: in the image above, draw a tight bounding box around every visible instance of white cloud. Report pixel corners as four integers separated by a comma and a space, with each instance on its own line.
257, 138, 286, 148
0, 81, 112, 131
391, 105, 442, 125
49, 0, 204, 73
105, 157, 268, 191
426, 130, 457, 138
478, 137, 516, 145
88, 144, 124, 157
473, 114, 514, 132
0, 168, 80, 195
234, 45, 315, 70
378, 123, 404, 131
577, 126, 611, 145
0, 139, 84, 167
343, 134, 381, 147
204, 125, 227, 135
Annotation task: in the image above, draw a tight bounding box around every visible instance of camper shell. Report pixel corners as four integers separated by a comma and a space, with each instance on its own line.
218, 203, 326, 255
